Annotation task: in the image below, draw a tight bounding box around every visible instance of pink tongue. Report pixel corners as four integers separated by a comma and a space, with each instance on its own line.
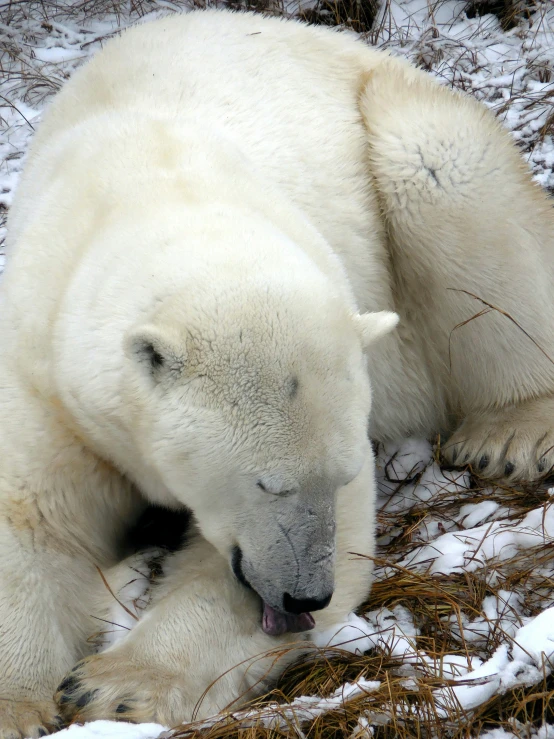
262, 602, 316, 636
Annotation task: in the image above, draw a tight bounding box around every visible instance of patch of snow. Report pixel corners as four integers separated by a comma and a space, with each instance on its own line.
512, 607, 554, 666
400, 502, 554, 575
433, 605, 554, 716
51, 722, 166, 739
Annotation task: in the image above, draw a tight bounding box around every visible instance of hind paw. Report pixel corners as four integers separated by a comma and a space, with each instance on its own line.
442, 398, 554, 482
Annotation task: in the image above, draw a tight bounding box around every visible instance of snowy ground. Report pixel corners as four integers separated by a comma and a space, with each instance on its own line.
1, 0, 553, 737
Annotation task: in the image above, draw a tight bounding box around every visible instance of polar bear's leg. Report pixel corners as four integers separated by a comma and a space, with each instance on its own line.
360, 61, 554, 481
0, 519, 102, 738
55, 457, 376, 725
0, 374, 138, 738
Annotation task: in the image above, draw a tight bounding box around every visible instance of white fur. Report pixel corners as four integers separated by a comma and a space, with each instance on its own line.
1, 8, 553, 735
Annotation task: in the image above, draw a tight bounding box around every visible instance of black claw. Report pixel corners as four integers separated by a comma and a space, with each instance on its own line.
52, 716, 65, 731
59, 691, 79, 705
116, 704, 130, 714
538, 459, 546, 473
463, 452, 470, 464
75, 691, 97, 709
504, 462, 515, 476
478, 454, 490, 470
37, 728, 48, 737
57, 675, 80, 694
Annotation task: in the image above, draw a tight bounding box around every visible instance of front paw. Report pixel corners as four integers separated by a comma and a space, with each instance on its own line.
55, 653, 179, 726
54, 649, 240, 726
0, 699, 63, 739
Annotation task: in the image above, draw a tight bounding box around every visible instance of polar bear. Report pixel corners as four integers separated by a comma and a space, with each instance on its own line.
1, 7, 554, 737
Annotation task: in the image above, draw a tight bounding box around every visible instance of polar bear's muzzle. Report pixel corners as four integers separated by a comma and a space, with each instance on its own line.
227, 483, 337, 635
231, 539, 334, 636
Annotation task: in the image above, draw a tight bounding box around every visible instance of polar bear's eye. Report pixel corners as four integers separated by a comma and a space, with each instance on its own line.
257, 480, 296, 496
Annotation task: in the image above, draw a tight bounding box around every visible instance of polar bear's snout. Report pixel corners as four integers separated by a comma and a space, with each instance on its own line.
230, 489, 337, 636
232, 541, 335, 637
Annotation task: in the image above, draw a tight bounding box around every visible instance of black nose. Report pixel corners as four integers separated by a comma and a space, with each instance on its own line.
283, 591, 333, 614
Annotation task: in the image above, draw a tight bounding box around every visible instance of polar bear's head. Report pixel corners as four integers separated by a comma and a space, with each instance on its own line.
124, 221, 397, 635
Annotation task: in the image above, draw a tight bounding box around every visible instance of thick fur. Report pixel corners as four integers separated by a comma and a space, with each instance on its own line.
1, 9, 553, 736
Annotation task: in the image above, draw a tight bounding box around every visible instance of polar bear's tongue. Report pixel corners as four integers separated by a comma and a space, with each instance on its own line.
262, 602, 315, 636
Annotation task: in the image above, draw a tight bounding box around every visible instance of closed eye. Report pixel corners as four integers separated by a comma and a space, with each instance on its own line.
257, 480, 296, 496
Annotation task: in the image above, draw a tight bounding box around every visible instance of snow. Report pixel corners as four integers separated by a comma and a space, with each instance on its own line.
52, 723, 165, 739
481, 728, 554, 739
399, 501, 554, 575
0, 0, 553, 737
512, 607, 554, 665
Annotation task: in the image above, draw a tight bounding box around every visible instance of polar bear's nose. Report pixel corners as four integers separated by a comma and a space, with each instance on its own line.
282, 591, 333, 614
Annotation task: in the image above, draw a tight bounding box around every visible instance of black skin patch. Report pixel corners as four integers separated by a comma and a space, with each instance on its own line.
232, 547, 263, 619
126, 505, 192, 553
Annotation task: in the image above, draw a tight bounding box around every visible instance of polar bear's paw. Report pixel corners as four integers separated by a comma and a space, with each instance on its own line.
55, 653, 197, 726
442, 398, 554, 482
0, 699, 62, 739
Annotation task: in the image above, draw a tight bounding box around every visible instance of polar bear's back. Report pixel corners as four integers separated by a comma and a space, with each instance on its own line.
35, 10, 377, 142
10, 11, 385, 260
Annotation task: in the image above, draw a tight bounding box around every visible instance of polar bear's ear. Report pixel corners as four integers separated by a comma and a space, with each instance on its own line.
354, 311, 399, 348
126, 324, 185, 380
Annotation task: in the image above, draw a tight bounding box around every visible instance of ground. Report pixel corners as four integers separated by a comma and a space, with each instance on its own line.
0, 1, 553, 737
